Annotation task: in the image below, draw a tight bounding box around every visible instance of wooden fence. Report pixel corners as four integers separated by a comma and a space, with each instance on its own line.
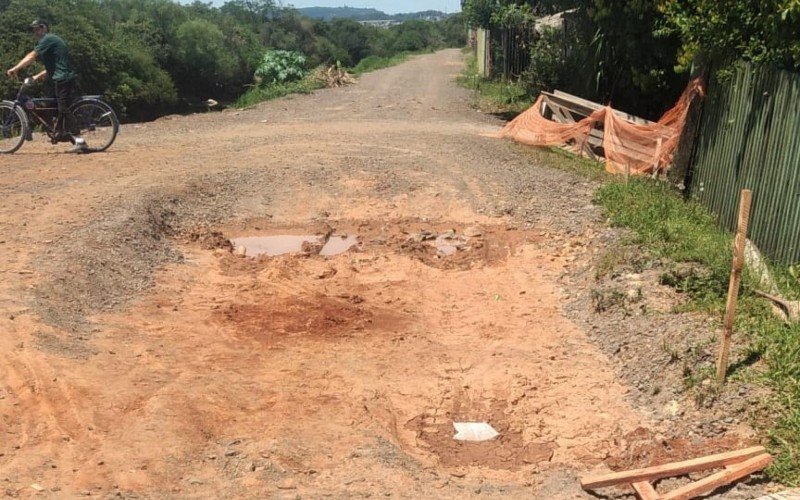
689, 63, 800, 264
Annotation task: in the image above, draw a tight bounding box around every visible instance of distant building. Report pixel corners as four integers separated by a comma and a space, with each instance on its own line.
358, 20, 403, 28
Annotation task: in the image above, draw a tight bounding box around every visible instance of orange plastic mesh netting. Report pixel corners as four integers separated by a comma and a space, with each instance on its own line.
496, 78, 705, 176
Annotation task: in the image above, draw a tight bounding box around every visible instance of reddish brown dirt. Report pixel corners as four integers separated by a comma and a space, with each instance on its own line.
0, 51, 764, 498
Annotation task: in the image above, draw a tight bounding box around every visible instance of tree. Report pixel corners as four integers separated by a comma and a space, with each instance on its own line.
173, 19, 237, 97
661, 0, 800, 72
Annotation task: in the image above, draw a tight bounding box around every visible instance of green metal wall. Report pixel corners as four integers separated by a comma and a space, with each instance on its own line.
689, 63, 800, 264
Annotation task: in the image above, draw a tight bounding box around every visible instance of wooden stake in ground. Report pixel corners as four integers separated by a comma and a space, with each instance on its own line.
716, 189, 752, 383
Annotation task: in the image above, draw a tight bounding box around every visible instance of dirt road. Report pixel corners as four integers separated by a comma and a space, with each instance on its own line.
0, 50, 752, 498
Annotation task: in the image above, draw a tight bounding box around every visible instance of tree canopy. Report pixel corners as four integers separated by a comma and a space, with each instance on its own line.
0, 0, 465, 120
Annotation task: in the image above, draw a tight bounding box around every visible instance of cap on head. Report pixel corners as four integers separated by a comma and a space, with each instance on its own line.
29, 19, 49, 31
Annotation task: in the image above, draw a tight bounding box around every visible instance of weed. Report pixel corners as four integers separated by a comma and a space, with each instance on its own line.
591, 288, 627, 313
662, 338, 680, 364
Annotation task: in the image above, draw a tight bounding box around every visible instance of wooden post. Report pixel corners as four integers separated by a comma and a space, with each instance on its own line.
651, 137, 663, 179
716, 189, 752, 383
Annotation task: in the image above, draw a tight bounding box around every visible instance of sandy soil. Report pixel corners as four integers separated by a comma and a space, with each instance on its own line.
0, 50, 765, 498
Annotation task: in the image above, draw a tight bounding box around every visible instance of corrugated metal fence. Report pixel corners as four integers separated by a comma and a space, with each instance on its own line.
689, 62, 800, 264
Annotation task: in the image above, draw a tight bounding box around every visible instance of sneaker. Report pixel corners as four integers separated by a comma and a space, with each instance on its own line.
70, 138, 89, 154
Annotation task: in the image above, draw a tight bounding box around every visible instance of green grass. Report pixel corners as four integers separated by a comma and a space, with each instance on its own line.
351, 51, 423, 75
457, 53, 535, 117
595, 178, 800, 485
234, 74, 326, 109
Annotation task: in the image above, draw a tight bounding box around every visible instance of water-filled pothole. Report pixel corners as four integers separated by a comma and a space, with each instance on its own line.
230, 234, 359, 257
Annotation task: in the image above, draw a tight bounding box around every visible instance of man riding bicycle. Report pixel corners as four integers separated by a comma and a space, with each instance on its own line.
6, 19, 87, 153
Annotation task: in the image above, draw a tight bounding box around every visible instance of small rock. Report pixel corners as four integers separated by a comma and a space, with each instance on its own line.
30, 484, 44, 492
315, 268, 337, 280
186, 478, 203, 486
464, 226, 483, 238
234, 246, 247, 257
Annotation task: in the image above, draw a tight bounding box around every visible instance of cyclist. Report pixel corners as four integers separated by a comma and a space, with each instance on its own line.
6, 19, 87, 153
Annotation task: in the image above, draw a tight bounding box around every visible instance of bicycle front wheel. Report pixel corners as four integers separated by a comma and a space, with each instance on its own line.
71, 99, 119, 152
0, 102, 28, 154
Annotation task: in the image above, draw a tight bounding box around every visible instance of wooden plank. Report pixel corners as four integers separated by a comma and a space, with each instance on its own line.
550, 89, 655, 125
660, 453, 772, 500
580, 446, 767, 489
632, 481, 660, 500
548, 101, 575, 124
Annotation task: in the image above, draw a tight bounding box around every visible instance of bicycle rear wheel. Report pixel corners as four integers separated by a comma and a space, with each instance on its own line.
0, 102, 27, 154
71, 99, 119, 152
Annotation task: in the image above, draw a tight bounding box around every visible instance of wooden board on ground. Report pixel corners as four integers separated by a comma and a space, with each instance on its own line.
581, 446, 771, 500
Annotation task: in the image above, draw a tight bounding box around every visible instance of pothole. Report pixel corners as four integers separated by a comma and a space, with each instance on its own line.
195, 218, 541, 272
406, 402, 554, 470
230, 234, 359, 258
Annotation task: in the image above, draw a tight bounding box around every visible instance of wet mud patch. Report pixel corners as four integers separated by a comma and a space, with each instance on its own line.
213, 294, 399, 345
406, 402, 554, 471
207, 218, 542, 272
393, 224, 541, 270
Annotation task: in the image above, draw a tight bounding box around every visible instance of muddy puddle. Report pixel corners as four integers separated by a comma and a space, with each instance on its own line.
433, 232, 469, 256
231, 234, 359, 257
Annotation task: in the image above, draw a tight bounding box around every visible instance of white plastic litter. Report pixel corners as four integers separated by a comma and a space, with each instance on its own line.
453, 422, 499, 442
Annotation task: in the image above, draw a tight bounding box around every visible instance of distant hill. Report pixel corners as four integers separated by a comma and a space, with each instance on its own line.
297, 7, 449, 22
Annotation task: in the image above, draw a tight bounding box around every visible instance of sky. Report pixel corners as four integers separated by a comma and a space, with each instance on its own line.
201, 1, 462, 14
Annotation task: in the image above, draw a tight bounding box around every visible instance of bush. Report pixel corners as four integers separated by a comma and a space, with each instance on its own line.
254, 50, 307, 85
523, 27, 564, 96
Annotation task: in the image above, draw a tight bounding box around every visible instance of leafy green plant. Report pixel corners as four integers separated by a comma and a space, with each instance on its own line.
254, 50, 307, 86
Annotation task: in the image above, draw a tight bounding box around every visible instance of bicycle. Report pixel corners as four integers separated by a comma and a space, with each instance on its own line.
1, 77, 119, 154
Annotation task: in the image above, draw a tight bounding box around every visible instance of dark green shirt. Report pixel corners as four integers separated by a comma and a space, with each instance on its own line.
34, 33, 75, 82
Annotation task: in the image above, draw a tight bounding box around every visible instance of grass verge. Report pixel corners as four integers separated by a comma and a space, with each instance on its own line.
234, 73, 326, 109
595, 178, 800, 484
457, 53, 535, 118
351, 52, 417, 75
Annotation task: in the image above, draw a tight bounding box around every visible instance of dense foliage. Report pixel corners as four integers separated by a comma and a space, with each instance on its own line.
0, 0, 465, 120
462, 0, 685, 118
660, 0, 800, 72
462, 0, 800, 119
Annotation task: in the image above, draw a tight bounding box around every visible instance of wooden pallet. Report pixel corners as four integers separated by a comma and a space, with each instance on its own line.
539, 90, 672, 175
581, 446, 772, 500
